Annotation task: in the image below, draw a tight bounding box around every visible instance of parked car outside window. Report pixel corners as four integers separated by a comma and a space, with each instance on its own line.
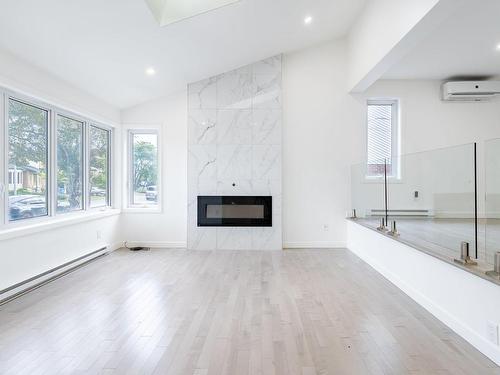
9, 195, 70, 221
145, 186, 158, 202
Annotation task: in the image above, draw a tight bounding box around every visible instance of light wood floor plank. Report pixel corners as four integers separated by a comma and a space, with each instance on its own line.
0, 248, 498, 375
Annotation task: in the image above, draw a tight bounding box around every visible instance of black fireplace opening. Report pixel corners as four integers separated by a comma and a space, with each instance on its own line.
198, 196, 272, 227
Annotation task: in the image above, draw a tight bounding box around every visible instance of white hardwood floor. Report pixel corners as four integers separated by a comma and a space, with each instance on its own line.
0, 248, 498, 375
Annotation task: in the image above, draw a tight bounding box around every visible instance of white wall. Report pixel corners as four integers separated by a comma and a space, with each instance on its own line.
0, 47, 123, 292
347, 221, 500, 366
3, 38, 490, 257
0, 214, 121, 291
282, 40, 363, 247
361, 80, 500, 156
120, 93, 188, 247
117, 40, 363, 249
0, 48, 120, 125
115, 41, 500, 249
282, 41, 498, 248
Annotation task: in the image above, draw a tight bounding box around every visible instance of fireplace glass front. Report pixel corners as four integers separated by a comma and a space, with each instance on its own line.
198, 196, 272, 227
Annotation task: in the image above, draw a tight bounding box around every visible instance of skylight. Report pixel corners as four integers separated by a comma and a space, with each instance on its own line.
145, 0, 241, 26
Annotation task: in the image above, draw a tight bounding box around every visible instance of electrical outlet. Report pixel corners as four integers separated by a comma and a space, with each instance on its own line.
96, 230, 102, 240
487, 321, 499, 346
323, 224, 329, 232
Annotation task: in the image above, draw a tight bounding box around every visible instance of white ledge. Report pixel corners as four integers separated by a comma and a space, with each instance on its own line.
121, 207, 163, 214
0, 209, 121, 242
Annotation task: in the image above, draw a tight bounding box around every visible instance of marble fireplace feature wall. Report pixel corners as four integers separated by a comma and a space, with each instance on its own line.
187, 55, 283, 250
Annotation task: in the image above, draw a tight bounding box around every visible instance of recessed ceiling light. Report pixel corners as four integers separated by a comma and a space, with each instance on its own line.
304, 16, 313, 25
145, 67, 156, 76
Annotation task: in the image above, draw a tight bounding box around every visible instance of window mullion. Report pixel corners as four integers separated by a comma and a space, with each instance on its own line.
0, 93, 6, 228
128, 130, 134, 206
84, 122, 90, 211
49, 110, 57, 217
108, 129, 113, 208
88, 125, 111, 209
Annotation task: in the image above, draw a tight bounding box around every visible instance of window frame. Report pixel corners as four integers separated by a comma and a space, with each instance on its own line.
6, 96, 51, 223
124, 127, 162, 212
365, 98, 400, 180
88, 124, 112, 209
55, 112, 86, 214
0, 88, 114, 231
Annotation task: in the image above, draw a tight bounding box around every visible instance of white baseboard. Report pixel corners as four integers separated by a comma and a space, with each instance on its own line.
284, 241, 346, 249
124, 241, 187, 249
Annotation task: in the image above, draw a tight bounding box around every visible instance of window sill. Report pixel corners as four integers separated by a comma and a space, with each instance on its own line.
121, 207, 162, 214
0, 208, 121, 242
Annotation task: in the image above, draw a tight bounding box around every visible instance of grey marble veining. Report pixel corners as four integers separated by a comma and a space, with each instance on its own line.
217, 109, 252, 144
253, 74, 282, 109
252, 145, 281, 180
188, 145, 217, 184
252, 109, 282, 145
217, 180, 253, 195
187, 55, 282, 250
253, 55, 282, 75
217, 145, 252, 181
217, 227, 252, 250
188, 77, 217, 109
217, 66, 254, 109
188, 109, 217, 145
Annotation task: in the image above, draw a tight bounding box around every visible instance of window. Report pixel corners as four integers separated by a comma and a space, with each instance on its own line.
1, 90, 113, 228
57, 115, 84, 213
366, 99, 399, 178
129, 131, 159, 207
8, 99, 49, 221
89, 125, 110, 208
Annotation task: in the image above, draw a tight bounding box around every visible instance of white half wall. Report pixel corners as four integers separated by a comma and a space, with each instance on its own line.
347, 220, 500, 366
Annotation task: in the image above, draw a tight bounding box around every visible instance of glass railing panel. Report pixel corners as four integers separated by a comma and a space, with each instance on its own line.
386, 144, 476, 261
350, 158, 387, 230
485, 138, 500, 270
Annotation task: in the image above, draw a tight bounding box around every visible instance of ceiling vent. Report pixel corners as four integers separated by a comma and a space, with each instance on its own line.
145, 0, 241, 26
442, 81, 500, 102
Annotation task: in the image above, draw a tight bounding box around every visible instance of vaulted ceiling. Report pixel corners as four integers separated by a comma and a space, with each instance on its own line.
383, 0, 500, 80
0, 0, 366, 108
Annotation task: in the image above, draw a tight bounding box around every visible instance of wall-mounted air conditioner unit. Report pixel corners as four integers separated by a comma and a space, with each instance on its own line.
441, 81, 500, 102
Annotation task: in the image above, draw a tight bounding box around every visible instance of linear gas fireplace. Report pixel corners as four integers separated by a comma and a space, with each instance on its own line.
198, 196, 272, 227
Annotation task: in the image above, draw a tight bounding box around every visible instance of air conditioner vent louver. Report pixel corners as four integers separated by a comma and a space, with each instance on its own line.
451, 92, 496, 96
